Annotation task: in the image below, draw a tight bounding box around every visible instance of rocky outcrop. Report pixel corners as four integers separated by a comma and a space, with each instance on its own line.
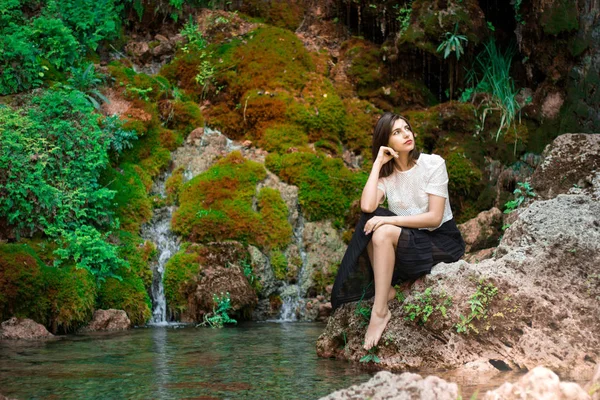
317, 134, 600, 381
80, 309, 131, 332
319, 370, 458, 400
458, 207, 503, 253
531, 133, 600, 200
0, 317, 53, 340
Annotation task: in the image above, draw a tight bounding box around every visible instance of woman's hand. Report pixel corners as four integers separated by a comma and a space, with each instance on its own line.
364, 216, 391, 235
375, 146, 398, 166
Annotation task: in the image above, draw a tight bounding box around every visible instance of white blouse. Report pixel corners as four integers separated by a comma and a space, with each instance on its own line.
377, 153, 454, 230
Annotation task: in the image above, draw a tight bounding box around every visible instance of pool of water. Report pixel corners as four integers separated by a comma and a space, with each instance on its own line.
0, 322, 373, 400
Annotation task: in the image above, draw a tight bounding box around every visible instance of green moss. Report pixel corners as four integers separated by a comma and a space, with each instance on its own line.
265, 151, 367, 222
342, 40, 386, 96
0, 243, 96, 333
96, 269, 151, 326
258, 123, 309, 153
257, 187, 293, 250
342, 98, 379, 156
270, 249, 288, 280
172, 151, 292, 250
225, 26, 314, 98
116, 230, 155, 290
168, 100, 204, 136
165, 166, 186, 206
240, 0, 305, 31
444, 151, 483, 196
541, 0, 579, 35
164, 243, 203, 319
287, 75, 347, 151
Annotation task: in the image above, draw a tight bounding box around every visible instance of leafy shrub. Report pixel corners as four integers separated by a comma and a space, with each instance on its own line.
201, 292, 237, 328
0, 88, 130, 282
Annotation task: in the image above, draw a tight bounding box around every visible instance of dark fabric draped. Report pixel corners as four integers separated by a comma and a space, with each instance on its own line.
331, 207, 465, 311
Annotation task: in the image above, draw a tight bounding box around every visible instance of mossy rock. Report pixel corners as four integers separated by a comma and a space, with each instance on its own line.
269, 249, 288, 280
399, 0, 488, 56
164, 243, 203, 319
219, 26, 314, 99
116, 230, 155, 290
312, 262, 339, 296
366, 79, 437, 112
102, 163, 153, 233
342, 98, 380, 157
165, 166, 186, 206
540, 0, 579, 35
239, 0, 306, 31
287, 74, 347, 152
172, 151, 292, 250
339, 38, 387, 97
160, 100, 204, 136
265, 150, 367, 223
0, 243, 96, 333
96, 269, 152, 326
108, 61, 170, 102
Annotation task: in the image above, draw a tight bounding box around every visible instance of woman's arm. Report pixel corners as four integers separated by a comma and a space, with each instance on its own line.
363, 194, 445, 234
360, 146, 398, 213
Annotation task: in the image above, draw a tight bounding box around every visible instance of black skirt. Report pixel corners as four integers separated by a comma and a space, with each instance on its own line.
331, 207, 465, 310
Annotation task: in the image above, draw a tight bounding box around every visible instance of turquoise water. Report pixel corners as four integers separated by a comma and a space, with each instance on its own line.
0, 322, 372, 400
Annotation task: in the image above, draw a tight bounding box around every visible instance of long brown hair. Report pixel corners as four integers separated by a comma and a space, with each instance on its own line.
372, 112, 420, 178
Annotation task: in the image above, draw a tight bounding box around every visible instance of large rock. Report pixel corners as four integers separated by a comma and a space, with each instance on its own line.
0, 317, 53, 340
531, 134, 600, 200
318, 192, 600, 380
458, 207, 503, 253
319, 370, 458, 400
483, 366, 590, 399
181, 242, 258, 323
80, 309, 131, 332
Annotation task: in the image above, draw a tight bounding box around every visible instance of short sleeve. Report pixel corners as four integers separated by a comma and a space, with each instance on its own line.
424, 158, 449, 198
377, 178, 386, 204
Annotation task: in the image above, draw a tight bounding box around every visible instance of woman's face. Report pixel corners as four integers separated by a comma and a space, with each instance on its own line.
387, 118, 415, 152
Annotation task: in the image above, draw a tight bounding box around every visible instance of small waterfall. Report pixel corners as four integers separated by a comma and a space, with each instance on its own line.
141, 172, 181, 325
277, 208, 309, 321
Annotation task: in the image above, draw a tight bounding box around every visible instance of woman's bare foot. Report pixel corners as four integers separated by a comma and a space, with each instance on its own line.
363, 308, 391, 351
387, 286, 396, 302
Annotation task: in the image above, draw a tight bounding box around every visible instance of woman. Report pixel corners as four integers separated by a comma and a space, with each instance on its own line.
330, 112, 465, 351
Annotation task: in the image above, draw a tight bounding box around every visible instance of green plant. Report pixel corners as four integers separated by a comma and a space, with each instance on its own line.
201, 292, 238, 328
455, 279, 498, 334
194, 54, 216, 99
359, 347, 381, 363
180, 16, 207, 51
100, 115, 138, 154
125, 83, 153, 101
503, 182, 536, 213
62, 63, 108, 110
394, 2, 413, 36
437, 23, 468, 60
513, 0, 525, 25
463, 39, 528, 142
403, 287, 452, 324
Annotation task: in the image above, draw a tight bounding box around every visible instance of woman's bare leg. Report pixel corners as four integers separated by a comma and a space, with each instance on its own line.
367, 241, 396, 302
364, 225, 402, 350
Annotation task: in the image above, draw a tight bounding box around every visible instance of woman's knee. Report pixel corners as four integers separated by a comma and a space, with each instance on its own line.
372, 225, 401, 246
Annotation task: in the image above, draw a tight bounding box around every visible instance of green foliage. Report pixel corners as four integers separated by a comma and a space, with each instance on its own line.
463, 39, 528, 141
241, 258, 262, 293
394, 1, 413, 36
0, 0, 124, 94
259, 123, 309, 153
61, 63, 109, 110
513, 0, 524, 25
180, 16, 207, 52
445, 152, 483, 196
403, 287, 452, 324
359, 349, 381, 364
201, 292, 237, 328
265, 151, 367, 222
0, 88, 128, 282
194, 53, 217, 99
437, 23, 468, 60
270, 250, 288, 280
52, 225, 127, 283
455, 279, 498, 334
101, 115, 138, 154
503, 181, 536, 213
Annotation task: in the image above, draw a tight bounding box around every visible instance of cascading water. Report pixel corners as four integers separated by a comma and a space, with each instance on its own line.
277, 208, 309, 321
141, 172, 181, 325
